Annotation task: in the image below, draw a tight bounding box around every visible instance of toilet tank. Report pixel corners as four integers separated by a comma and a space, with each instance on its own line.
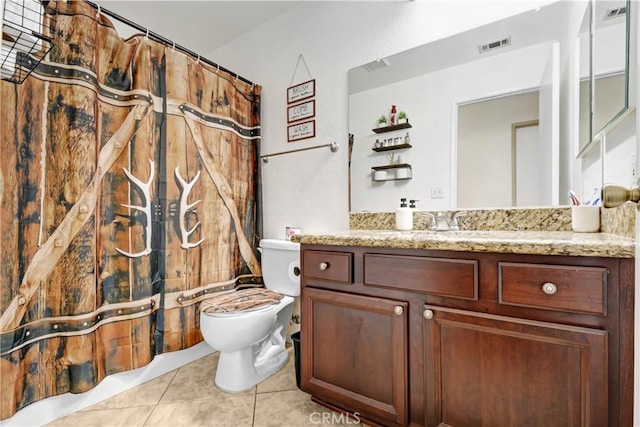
258, 239, 301, 296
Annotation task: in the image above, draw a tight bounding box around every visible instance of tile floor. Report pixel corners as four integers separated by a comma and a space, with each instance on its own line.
45, 348, 363, 427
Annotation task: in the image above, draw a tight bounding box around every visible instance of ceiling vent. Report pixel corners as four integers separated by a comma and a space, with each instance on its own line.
478, 37, 511, 54
363, 57, 391, 72
604, 6, 626, 20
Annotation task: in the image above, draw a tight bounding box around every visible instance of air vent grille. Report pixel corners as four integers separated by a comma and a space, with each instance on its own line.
478, 37, 511, 54
604, 6, 626, 20
363, 57, 391, 72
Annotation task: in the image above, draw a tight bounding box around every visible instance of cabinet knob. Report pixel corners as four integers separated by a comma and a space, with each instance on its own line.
542, 282, 558, 295
319, 262, 329, 271
393, 306, 404, 316
423, 309, 434, 320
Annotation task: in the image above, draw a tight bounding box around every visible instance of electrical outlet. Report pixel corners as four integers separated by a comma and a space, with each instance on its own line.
631, 153, 636, 185
431, 186, 444, 199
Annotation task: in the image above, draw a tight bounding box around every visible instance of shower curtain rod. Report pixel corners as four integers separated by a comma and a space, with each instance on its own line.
83, 0, 256, 87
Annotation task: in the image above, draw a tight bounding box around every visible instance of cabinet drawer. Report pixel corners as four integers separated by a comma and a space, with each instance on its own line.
303, 250, 352, 284
364, 254, 478, 300
498, 262, 608, 315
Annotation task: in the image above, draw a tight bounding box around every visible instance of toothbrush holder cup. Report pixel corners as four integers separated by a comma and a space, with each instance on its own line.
571, 206, 600, 233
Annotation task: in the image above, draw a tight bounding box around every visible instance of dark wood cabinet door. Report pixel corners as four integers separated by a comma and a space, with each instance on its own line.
301, 287, 408, 426
423, 305, 608, 427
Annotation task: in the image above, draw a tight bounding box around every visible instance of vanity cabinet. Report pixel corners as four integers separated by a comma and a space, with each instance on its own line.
423, 306, 608, 426
302, 287, 408, 426
299, 244, 634, 427
301, 249, 408, 426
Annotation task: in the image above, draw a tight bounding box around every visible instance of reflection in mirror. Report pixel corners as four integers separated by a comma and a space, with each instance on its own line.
578, 3, 593, 151
457, 42, 560, 209
592, 0, 629, 135
457, 93, 543, 208
348, 1, 591, 212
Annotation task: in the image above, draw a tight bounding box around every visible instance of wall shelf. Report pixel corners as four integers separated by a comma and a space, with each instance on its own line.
372, 142, 412, 152
371, 163, 412, 182
372, 122, 412, 134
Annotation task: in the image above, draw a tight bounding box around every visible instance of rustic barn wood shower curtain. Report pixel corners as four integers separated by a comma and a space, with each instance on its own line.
0, 1, 262, 418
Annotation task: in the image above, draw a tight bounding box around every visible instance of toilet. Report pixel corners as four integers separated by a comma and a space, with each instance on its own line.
199, 239, 300, 392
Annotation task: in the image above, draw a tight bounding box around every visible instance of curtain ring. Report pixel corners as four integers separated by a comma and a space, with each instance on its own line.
216, 64, 220, 73
96, 4, 101, 18
235, 74, 238, 81
145, 28, 149, 39
172, 41, 176, 51
196, 54, 200, 63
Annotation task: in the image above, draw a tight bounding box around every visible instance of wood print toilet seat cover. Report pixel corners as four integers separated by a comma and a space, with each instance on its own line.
201, 288, 284, 314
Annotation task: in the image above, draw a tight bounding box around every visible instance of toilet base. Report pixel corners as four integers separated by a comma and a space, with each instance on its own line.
215, 345, 289, 393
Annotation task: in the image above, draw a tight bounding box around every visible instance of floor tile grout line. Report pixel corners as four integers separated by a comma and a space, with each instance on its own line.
252, 390, 258, 427
142, 368, 179, 426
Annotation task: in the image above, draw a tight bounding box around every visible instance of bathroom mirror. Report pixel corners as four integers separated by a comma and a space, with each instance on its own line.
592, 0, 630, 136
348, 0, 630, 212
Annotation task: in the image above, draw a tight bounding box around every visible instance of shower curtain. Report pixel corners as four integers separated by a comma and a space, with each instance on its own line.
0, 1, 262, 419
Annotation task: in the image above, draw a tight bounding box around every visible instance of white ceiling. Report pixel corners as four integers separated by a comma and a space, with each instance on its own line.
349, 0, 627, 94
95, 1, 302, 54
94, 0, 626, 93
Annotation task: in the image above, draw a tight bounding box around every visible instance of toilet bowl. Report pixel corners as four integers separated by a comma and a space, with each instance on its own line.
200, 239, 300, 392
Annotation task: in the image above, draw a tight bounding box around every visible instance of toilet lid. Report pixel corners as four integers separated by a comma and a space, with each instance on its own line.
201, 288, 284, 314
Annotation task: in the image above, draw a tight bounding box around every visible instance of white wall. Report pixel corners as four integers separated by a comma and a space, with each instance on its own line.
209, 1, 556, 236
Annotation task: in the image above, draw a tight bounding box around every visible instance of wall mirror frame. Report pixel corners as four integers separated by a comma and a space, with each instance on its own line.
348, 0, 631, 213
578, 0, 631, 158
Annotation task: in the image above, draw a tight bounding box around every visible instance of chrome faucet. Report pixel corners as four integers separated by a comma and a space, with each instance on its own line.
420, 212, 436, 231
449, 211, 467, 231
420, 211, 467, 231
434, 212, 450, 231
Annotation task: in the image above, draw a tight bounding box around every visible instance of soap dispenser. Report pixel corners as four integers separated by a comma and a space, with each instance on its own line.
396, 198, 413, 231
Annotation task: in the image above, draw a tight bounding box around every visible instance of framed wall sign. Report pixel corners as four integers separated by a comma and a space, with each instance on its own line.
287, 79, 315, 104
287, 99, 315, 123
287, 120, 315, 142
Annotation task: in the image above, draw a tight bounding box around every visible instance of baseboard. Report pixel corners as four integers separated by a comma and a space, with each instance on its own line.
0, 342, 215, 427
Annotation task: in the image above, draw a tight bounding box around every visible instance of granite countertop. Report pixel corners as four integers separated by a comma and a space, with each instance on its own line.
292, 230, 635, 258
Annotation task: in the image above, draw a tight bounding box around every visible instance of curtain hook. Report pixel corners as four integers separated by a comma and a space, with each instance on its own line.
145, 28, 149, 39
172, 41, 176, 51
216, 64, 220, 74
96, 4, 101, 18
235, 74, 238, 81
196, 54, 200, 63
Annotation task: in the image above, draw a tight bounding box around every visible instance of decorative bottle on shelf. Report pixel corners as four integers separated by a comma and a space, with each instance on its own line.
390, 105, 397, 126
395, 198, 413, 231
404, 132, 410, 144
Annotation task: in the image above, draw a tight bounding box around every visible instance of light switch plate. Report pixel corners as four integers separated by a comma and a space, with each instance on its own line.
431, 186, 444, 199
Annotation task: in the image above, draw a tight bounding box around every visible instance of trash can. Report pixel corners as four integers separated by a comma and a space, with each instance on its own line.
291, 331, 301, 389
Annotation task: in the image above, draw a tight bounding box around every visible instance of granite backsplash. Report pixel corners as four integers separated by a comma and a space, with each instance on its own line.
350, 203, 636, 239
